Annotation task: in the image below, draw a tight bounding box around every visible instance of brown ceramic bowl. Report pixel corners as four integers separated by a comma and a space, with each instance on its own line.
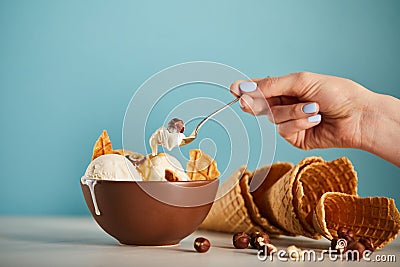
81, 179, 219, 246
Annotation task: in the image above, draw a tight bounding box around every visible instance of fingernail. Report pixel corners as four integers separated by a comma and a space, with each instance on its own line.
240, 82, 257, 93
308, 114, 321, 123
240, 94, 253, 108
302, 103, 317, 114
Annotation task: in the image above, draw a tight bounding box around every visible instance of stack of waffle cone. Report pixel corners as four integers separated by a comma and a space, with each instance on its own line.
313, 192, 400, 249
201, 157, 357, 237
201, 156, 400, 248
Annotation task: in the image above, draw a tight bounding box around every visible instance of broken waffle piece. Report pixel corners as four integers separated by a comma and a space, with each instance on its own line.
313, 192, 400, 249
92, 130, 114, 160
186, 149, 220, 180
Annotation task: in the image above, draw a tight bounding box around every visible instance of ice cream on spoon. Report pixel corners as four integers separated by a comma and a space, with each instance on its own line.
149, 118, 186, 156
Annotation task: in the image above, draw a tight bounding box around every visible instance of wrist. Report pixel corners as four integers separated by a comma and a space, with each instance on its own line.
340, 80, 377, 150
359, 92, 400, 166
358, 91, 380, 152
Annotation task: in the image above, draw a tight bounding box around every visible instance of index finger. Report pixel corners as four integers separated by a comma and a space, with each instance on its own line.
257, 72, 313, 99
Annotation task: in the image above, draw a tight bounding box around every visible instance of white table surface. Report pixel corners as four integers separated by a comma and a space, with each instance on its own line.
0, 217, 398, 267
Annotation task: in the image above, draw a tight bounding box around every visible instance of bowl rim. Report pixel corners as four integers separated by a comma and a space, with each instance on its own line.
80, 177, 218, 184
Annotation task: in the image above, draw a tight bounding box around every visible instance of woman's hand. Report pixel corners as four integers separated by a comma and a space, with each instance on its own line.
230, 72, 376, 150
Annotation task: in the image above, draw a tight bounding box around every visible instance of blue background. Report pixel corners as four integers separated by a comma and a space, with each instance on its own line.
1, 0, 399, 215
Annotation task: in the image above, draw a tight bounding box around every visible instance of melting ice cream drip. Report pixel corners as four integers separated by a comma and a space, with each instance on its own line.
81, 177, 100, 216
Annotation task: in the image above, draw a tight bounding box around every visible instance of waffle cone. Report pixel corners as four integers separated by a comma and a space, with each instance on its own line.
249, 163, 295, 235
294, 157, 358, 238
92, 130, 113, 160
263, 157, 324, 236
313, 192, 400, 249
199, 167, 262, 233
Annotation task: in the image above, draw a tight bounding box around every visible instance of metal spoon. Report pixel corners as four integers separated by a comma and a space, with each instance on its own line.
180, 98, 240, 146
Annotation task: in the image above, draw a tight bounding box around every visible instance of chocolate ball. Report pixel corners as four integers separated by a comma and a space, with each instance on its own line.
330, 238, 340, 253
194, 237, 210, 253
250, 231, 270, 250
346, 229, 355, 240
232, 232, 250, 249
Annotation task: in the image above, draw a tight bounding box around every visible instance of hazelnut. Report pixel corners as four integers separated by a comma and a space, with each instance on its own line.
232, 232, 250, 249
346, 229, 355, 240
287, 245, 303, 259
337, 226, 348, 237
194, 237, 210, 253
345, 241, 366, 261
125, 153, 146, 166
250, 231, 270, 250
359, 237, 375, 252
331, 237, 349, 253
337, 227, 355, 243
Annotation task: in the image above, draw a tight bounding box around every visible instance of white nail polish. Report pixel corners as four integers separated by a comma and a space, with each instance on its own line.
302, 103, 317, 114
240, 82, 257, 93
308, 114, 321, 123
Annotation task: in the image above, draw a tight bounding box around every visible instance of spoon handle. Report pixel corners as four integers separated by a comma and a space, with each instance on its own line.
193, 98, 239, 136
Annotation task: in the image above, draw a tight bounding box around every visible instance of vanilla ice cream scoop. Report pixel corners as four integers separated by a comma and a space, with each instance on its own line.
83, 154, 142, 181
147, 153, 189, 181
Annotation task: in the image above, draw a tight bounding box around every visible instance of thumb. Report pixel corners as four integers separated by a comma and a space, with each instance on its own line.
240, 94, 270, 116
257, 72, 311, 99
